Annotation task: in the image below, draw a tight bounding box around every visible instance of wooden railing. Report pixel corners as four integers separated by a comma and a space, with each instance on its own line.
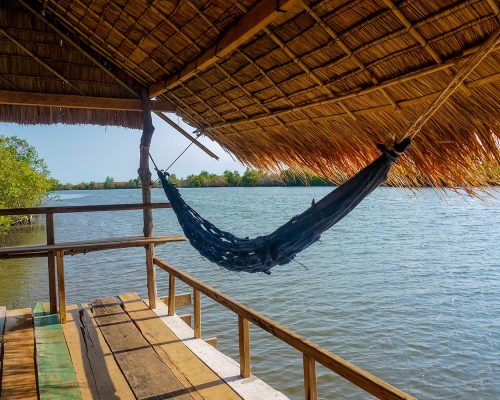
154, 257, 416, 400
0, 203, 172, 314
1, 204, 416, 399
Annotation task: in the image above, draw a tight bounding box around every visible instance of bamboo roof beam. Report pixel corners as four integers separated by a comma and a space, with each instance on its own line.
0, 90, 176, 112
300, 0, 399, 109
30, 0, 217, 159
381, 0, 472, 96
210, 69, 500, 136
486, 0, 499, 15
0, 76, 19, 91
0, 28, 84, 96
150, 0, 302, 97
263, 26, 357, 120
206, 41, 499, 131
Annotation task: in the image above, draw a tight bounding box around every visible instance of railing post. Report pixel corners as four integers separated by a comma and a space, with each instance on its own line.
55, 250, 66, 324
146, 244, 156, 309
168, 273, 176, 316
45, 213, 57, 314
303, 355, 318, 400
193, 289, 201, 339
238, 316, 251, 378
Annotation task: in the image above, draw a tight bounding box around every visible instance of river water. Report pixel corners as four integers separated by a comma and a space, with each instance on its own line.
0, 187, 498, 399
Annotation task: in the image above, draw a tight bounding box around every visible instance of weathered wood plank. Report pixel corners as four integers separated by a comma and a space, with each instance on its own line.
92, 297, 193, 400
118, 293, 241, 400
0, 89, 176, 112
0, 235, 186, 258
238, 316, 251, 378
0, 202, 171, 216
2, 308, 37, 400
160, 293, 192, 307
62, 304, 135, 400
149, 300, 288, 400
303, 355, 318, 400
33, 303, 82, 399
179, 313, 192, 327
193, 289, 201, 339
0, 306, 6, 396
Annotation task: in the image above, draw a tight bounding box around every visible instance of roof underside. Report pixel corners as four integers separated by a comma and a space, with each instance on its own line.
0, 0, 499, 190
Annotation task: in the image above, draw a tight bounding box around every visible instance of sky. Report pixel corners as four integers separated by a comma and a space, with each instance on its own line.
0, 113, 246, 183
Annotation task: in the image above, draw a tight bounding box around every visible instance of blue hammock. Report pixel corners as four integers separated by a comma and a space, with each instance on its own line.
157, 139, 411, 274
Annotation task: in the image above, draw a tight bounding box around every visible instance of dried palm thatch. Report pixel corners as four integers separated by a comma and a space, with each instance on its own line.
1, 0, 499, 191
0, 1, 142, 128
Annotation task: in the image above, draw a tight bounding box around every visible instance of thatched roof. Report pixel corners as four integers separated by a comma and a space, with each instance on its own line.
1, 0, 499, 190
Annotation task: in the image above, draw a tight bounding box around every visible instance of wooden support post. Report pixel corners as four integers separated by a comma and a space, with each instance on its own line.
56, 251, 66, 324
139, 88, 156, 309
168, 273, 176, 316
45, 213, 57, 314
238, 316, 251, 378
146, 243, 156, 309
303, 354, 318, 400
193, 289, 201, 339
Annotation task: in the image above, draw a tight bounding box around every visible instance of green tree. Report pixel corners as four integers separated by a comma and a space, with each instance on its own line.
103, 176, 115, 189
168, 174, 180, 186
242, 169, 261, 186
0, 136, 55, 232
223, 170, 242, 186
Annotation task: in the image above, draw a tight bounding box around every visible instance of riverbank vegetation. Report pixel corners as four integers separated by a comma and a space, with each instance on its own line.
56, 169, 335, 190
0, 136, 56, 234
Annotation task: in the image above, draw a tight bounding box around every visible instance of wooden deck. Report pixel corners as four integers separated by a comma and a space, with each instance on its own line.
0, 295, 286, 400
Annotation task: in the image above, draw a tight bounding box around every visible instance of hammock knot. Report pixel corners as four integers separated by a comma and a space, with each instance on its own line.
378, 138, 412, 161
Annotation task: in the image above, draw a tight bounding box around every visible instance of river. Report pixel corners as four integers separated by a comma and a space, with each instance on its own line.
0, 187, 498, 399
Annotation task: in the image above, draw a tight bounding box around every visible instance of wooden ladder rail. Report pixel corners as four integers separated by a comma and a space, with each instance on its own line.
155, 257, 416, 400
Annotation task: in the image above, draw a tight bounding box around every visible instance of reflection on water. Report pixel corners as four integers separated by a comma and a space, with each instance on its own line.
0, 188, 498, 399
0, 222, 48, 309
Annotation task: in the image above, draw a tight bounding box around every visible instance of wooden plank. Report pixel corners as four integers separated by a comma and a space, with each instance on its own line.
0, 89, 176, 112
238, 316, 251, 378
160, 293, 192, 307
146, 243, 156, 309
62, 304, 135, 400
179, 313, 192, 327
32, 303, 82, 399
56, 251, 67, 324
154, 258, 416, 400
0, 306, 5, 396
1, 308, 37, 400
193, 289, 201, 339
92, 297, 193, 400
168, 273, 176, 316
45, 213, 57, 314
0, 235, 186, 258
118, 293, 241, 400
205, 337, 218, 348
150, 300, 288, 400
0, 202, 171, 216
303, 355, 318, 400
150, 0, 301, 95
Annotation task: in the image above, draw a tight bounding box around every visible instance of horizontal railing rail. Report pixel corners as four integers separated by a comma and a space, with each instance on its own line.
0, 203, 172, 314
0, 202, 171, 216
154, 257, 416, 400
